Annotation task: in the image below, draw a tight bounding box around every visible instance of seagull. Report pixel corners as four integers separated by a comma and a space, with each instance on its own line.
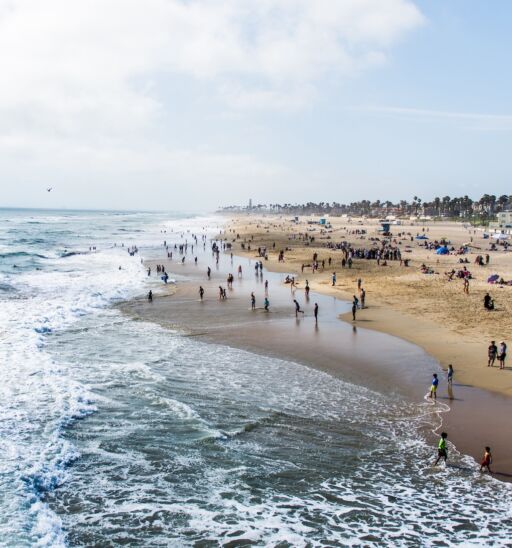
47, 187, 52, 192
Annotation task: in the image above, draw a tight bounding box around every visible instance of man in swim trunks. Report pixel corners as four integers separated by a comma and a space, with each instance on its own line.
434, 432, 448, 466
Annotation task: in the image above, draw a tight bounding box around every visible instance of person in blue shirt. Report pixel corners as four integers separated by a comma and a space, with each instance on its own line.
429, 373, 439, 400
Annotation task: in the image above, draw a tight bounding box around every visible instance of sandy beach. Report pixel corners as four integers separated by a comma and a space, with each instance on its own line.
121, 223, 512, 480
223, 214, 512, 398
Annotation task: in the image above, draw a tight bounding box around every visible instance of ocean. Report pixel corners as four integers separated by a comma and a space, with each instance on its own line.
0, 208, 511, 547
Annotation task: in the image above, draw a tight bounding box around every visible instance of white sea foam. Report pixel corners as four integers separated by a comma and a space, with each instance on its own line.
0, 210, 210, 545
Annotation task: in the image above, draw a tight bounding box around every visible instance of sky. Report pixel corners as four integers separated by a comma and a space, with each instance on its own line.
1, 0, 511, 212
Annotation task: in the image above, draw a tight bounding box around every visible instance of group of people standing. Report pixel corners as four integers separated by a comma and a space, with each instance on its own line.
488, 340, 507, 369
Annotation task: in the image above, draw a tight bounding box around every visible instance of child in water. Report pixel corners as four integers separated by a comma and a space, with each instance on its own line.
429, 373, 439, 400
434, 432, 448, 466
480, 447, 493, 473
447, 365, 454, 386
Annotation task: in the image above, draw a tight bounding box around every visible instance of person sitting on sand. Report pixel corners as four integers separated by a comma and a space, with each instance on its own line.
480, 447, 493, 473
484, 293, 494, 310
434, 432, 448, 466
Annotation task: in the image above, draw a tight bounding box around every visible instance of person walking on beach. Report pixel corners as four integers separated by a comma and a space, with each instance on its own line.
264, 297, 269, 311
332, 272, 336, 287
498, 341, 507, 369
314, 303, 318, 323
360, 287, 366, 309
147, 290, 153, 302
294, 299, 304, 317
351, 300, 357, 321
305, 280, 310, 298
264, 280, 268, 294
238, 265, 242, 278
463, 277, 469, 294
429, 373, 439, 400
488, 341, 498, 367
434, 432, 448, 466
207, 266, 211, 280
251, 292, 256, 310
480, 447, 493, 473
199, 286, 204, 300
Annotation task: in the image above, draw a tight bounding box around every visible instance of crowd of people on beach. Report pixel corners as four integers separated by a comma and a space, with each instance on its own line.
140, 226, 504, 476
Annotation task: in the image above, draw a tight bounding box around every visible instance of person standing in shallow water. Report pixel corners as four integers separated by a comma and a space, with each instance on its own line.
314, 303, 318, 323
480, 447, 493, 473
429, 373, 439, 400
434, 432, 448, 466
199, 286, 204, 300
447, 364, 454, 386
251, 292, 256, 310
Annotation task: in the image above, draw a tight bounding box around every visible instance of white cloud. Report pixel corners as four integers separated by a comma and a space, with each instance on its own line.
0, 0, 424, 207
354, 105, 512, 131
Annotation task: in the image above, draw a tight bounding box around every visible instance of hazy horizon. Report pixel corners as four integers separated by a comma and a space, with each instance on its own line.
2, 0, 511, 211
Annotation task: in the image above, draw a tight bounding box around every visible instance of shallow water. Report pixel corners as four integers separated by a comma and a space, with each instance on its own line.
0, 208, 511, 546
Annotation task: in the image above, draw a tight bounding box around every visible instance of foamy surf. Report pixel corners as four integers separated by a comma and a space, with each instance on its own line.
1, 208, 511, 546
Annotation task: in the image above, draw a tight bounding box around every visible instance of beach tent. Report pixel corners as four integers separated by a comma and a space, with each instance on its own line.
436, 246, 449, 255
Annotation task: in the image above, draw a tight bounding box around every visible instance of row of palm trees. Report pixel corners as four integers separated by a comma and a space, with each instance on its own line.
220, 194, 511, 221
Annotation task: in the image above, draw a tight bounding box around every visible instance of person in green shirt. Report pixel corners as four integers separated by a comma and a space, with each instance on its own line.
434, 432, 448, 466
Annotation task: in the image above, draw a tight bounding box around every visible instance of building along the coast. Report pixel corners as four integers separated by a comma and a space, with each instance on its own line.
490, 210, 512, 230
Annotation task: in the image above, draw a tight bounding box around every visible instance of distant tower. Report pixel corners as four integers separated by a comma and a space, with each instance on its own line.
248, 198, 253, 209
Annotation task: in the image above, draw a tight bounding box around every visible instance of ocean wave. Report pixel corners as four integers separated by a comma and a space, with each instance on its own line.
0, 251, 48, 259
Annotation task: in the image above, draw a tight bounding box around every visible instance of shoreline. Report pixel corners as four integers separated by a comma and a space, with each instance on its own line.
222, 214, 512, 400
120, 228, 512, 479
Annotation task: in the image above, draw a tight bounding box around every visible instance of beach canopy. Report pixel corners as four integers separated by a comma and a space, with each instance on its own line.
436, 246, 449, 255
492, 233, 509, 240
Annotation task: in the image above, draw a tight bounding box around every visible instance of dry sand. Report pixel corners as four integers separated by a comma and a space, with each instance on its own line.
222, 214, 512, 398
